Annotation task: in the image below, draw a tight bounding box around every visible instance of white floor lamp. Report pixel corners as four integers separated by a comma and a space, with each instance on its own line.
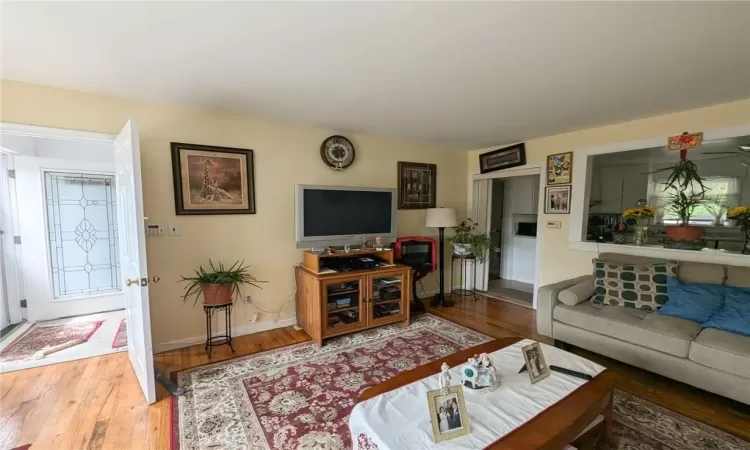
426, 207, 458, 307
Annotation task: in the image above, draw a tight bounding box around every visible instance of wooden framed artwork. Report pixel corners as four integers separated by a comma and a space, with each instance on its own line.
521, 342, 550, 384
170, 142, 256, 215
398, 161, 436, 209
478, 143, 526, 174
546, 151, 573, 185
426, 385, 471, 442
544, 185, 571, 214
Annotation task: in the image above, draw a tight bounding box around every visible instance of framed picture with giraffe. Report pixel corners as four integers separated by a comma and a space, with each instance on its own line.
170, 142, 256, 215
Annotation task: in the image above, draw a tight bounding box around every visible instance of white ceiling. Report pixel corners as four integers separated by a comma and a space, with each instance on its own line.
2, 2, 749, 148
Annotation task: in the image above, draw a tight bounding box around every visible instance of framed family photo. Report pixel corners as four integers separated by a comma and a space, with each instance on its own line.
398, 161, 436, 209
546, 151, 573, 185
478, 143, 526, 174
522, 342, 550, 384
544, 185, 571, 214
427, 385, 471, 442
171, 142, 256, 215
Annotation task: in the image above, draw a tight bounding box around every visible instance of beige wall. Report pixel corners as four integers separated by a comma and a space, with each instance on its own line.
1, 80, 467, 346
467, 99, 750, 287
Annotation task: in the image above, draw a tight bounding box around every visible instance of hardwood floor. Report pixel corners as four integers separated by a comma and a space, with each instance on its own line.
1, 294, 748, 449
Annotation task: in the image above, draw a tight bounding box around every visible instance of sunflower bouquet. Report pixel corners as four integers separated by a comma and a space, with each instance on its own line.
727, 206, 750, 254
622, 206, 656, 220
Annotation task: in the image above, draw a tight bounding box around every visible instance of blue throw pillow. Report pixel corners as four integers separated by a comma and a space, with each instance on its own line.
657, 277, 726, 323
702, 289, 750, 337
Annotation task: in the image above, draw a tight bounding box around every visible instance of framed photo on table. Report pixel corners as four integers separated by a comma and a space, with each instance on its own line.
171, 142, 256, 215
426, 385, 471, 442
544, 185, 571, 214
398, 161, 436, 209
546, 151, 573, 185
522, 342, 550, 384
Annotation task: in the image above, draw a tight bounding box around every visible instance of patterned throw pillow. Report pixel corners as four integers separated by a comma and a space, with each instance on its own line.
591, 259, 677, 310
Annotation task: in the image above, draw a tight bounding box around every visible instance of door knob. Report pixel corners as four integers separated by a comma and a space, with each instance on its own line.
151, 276, 161, 284
126, 278, 140, 287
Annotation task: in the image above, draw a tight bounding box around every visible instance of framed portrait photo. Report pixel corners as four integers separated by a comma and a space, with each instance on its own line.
479, 143, 526, 174
398, 161, 436, 209
544, 185, 571, 214
522, 342, 550, 384
546, 151, 573, 185
427, 385, 471, 443
171, 142, 256, 215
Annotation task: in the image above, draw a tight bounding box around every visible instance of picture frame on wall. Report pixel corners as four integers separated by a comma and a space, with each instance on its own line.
478, 143, 526, 174
398, 161, 437, 209
171, 142, 256, 215
426, 385, 471, 442
546, 151, 573, 185
544, 185, 571, 214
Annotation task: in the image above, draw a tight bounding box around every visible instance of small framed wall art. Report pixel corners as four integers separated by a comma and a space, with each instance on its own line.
171, 142, 256, 215
546, 151, 573, 185
426, 385, 471, 442
398, 161, 437, 209
479, 143, 526, 174
521, 342, 550, 384
544, 185, 571, 214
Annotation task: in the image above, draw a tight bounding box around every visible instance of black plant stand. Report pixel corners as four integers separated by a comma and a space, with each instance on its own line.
450, 254, 478, 301
203, 302, 235, 358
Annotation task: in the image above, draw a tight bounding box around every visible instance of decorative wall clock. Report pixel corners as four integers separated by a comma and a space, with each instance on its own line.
320, 135, 355, 170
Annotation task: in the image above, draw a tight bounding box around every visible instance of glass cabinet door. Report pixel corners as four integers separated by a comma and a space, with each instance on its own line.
369, 272, 406, 324
323, 277, 365, 335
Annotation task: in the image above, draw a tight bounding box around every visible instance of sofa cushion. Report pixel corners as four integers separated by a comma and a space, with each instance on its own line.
725, 266, 750, 288
554, 302, 701, 357
689, 328, 750, 379
702, 288, 750, 337
657, 277, 726, 323
677, 262, 725, 285
558, 278, 595, 306
591, 259, 676, 310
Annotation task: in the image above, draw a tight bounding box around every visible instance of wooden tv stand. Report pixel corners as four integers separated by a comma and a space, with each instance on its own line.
295, 249, 411, 347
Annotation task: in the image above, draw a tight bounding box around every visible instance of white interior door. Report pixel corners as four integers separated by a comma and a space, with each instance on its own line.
114, 120, 156, 404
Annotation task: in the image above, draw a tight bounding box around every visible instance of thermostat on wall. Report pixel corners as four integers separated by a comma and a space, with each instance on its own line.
546, 221, 562, 229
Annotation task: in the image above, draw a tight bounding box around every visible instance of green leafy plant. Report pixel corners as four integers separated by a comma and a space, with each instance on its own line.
179, 259, 266, 306
666, 188, 704, 226
448, 218, 496, 262
662, 158, 708, 197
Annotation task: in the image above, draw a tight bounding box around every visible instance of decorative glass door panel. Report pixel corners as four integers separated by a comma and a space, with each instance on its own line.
44, 172, 121, 298
370, 273, 405, 323
323, 277, 365, 334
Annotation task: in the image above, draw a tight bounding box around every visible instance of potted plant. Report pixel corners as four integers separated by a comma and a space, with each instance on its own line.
621, 206, 656, 246
448, 219, 493, 262
658, 152, 708, 243
727, 206, 750, 254
180, 260, 266, 306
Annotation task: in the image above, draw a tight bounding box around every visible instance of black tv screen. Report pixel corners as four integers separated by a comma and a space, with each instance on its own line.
303, 189, 393, 237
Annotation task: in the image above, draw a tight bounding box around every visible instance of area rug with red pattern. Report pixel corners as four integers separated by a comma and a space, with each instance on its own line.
111, 319, 127, 349
0, 320, 104, 362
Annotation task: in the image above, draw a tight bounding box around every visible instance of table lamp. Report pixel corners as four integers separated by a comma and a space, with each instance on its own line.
426, 207, 458, 307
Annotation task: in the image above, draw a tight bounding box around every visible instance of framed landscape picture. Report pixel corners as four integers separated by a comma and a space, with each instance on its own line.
398, 161, 436, 209
171, 142, 256, 215
546, 151, 573, 185
544, 185, 571, 214
479, 143, 526, 174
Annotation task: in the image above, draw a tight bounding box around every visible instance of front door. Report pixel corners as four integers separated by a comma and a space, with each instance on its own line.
114, 120, 156, 404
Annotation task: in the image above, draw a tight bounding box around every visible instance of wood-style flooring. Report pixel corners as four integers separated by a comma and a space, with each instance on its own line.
1, 294, 748, 449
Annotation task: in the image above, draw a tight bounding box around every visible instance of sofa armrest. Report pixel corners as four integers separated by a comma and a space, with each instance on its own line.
536, 275, 593, 338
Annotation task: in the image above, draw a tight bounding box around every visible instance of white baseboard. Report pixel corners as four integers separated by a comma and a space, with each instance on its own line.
154, 317, 298, 354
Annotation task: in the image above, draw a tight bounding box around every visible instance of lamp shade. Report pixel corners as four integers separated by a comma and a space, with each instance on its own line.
425, 208, 458, 228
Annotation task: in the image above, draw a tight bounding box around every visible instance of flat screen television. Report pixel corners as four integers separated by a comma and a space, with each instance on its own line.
295, 185, 397, 248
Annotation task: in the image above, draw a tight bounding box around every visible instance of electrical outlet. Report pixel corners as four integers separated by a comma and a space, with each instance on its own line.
168, 223, 181, 236
251, 312, 258, 323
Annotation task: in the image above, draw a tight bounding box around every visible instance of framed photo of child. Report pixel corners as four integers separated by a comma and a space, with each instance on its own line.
426, 385, 471, 442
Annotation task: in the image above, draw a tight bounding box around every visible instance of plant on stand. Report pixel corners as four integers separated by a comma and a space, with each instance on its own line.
655, 149, 708, 243
622, 206, 656, 246
727, 206, 750, 254
448, 219, 493, 262
180, 260, 266, 306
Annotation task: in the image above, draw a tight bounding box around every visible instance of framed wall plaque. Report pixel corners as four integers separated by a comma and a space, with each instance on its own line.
171, 142, 256, 215
546, 151, 573, 185
479, 143, 526, 174
398, 161, 437, 209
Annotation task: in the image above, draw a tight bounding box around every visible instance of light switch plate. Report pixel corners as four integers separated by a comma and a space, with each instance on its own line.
546, 221, 562, 229
145, 223, 164, 236
168, 224, 181, 236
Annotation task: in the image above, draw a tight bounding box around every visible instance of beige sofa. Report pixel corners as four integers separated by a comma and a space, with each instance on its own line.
537, 253, 750, 405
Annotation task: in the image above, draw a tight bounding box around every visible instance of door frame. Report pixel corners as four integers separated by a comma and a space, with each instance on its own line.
0, 152, 23, 324
468, 164, 545, 309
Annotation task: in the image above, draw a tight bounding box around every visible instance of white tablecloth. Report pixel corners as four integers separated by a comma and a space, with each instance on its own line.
349, 339, 606, 450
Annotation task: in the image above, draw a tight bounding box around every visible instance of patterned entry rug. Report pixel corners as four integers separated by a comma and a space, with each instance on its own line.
0, 320, 104, 362
171, 314, 749, 450
111, 319, 127, 349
